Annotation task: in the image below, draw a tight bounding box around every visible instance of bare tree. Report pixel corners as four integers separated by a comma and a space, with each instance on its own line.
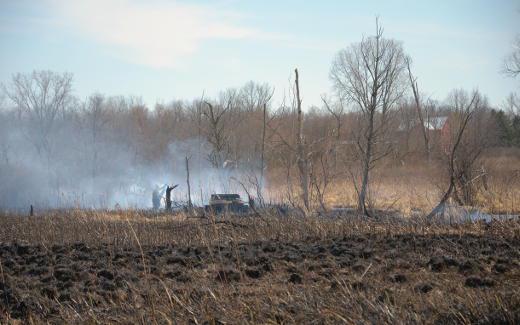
321, 95, 345, 141
330, 20, 407, 215
321, 96, 346, 171
308, 140, 337, 211
203, 99, 232, 168
426, 89, 482, 219
82, 93, 110, 181
239, 82, 274, 202
3, 71, 73, 159
450, 91, 491, 206
503, 35, 520, 78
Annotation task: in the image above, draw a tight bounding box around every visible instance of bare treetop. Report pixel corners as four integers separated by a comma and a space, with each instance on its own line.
330, 23, 407, 114
5, 70, 73, 116
503, 35, 520, 78
239, 81, 274, 112
3, 70, 73, 156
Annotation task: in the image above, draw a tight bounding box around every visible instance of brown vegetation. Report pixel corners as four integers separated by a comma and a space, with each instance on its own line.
0, 211, 519, 323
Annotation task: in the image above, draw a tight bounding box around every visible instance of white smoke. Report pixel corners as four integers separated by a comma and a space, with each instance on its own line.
0, 122, 262, 211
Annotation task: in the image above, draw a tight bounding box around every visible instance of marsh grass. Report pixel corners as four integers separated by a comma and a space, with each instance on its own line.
0, 210, 519, 324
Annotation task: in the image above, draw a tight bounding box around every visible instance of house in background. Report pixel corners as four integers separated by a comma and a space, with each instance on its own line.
426, 116, 452, 152
424, 116, 448, 132
396, 115, 452, 158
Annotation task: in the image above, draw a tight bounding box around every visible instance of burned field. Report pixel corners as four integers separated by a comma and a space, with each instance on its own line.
0, 213, 519, 324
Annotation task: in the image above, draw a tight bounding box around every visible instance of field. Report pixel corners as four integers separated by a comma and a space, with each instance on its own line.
0, 211, 519, 324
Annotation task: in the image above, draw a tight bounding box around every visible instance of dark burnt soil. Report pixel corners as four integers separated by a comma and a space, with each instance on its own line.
1, 233, 519, 323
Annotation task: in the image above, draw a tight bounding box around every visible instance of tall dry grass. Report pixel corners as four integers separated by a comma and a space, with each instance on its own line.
271, 153, 520, 216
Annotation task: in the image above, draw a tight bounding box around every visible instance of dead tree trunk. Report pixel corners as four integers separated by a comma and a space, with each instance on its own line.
165, 185, 178, 211
166, 186, 172, 211
406, 58, 430, 162
358, 108, 374, 216
294, 69, 309, 211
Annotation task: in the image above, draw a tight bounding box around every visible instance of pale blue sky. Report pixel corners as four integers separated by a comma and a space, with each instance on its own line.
1, 0, 519, 108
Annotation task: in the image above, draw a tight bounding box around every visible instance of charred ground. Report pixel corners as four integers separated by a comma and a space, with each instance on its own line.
0, 212, 519, 324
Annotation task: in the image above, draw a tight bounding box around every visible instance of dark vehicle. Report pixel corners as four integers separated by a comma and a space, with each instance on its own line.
204, 194, 249, 215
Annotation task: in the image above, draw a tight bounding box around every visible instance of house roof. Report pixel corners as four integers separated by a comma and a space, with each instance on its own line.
397, 116, 449, 132
424, 116, 448, 130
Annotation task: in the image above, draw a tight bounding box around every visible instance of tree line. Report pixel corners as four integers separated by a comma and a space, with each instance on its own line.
1, 21, 519, 214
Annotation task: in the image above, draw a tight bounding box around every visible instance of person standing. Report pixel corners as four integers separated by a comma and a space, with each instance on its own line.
152, 184, 167, 210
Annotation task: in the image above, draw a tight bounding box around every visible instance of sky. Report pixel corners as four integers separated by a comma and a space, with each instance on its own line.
0, 0, 519, 109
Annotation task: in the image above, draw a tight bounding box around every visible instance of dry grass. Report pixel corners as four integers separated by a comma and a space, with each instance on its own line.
0, 210, 519, 324
315, 155, 520, 215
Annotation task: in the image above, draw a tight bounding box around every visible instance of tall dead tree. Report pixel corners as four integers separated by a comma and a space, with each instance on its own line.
405, 57, 431, 161
294, 69, 310, 211
330, 19, 407, 215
